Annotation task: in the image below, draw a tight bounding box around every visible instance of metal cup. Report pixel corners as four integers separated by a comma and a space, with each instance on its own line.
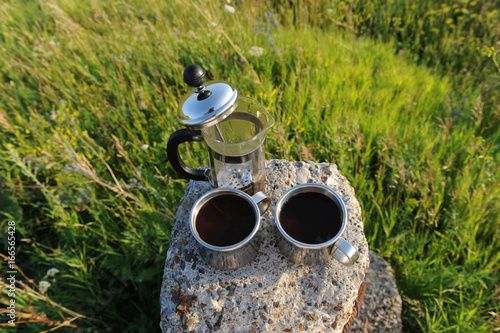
190, 188, 271, 270
274, 184, 360, 266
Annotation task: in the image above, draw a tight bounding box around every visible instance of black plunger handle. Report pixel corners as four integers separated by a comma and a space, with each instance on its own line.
184, 64, 206, 88
167, 129, 207, 181
184, 64, 212, 100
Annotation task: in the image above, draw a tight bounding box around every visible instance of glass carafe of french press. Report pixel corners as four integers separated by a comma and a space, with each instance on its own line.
167, 64, 274, 195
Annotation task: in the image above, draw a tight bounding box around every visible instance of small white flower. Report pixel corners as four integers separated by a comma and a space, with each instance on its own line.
248, 46, 264, 57
46, 268, 60, 277
325, 8, 333, 14
39, 281, 51, 292
140, 144, 149, 150
48, 110, 58, 121
224, 4, 235, 14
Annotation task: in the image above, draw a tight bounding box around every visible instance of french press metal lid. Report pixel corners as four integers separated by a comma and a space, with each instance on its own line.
178, 64, 238, 129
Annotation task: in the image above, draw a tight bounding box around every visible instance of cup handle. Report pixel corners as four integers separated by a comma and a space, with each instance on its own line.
251, 192, 272, 215
331, 238, 360, 267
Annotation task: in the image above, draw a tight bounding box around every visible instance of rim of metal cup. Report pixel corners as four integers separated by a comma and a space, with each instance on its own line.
274, 183, 347, 249
190, 188, 261, 252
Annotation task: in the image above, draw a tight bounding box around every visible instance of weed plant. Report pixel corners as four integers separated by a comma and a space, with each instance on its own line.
0, 0, 498, 332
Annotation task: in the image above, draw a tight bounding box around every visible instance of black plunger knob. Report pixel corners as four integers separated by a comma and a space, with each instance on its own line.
183, 64, 206, 88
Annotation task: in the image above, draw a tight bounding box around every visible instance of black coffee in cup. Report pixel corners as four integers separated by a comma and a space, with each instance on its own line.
279, 192, 342, 244
195, 194, 256, 247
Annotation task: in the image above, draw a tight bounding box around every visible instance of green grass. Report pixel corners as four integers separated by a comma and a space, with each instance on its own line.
0, 0, 499, 332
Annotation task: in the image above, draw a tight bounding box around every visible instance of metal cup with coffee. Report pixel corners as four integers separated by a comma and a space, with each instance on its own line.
274, 183, 360, 266
190, 188, 271, 270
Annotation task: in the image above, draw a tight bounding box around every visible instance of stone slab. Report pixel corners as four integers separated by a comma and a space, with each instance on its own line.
350, 251, 403, 333
160, 160, 370, 332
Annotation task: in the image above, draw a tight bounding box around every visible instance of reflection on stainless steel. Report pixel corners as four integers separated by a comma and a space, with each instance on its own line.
190, 188, 270, 270
274, 183, 360, 267
208, 145, 265, 195
199, 233, 261, 270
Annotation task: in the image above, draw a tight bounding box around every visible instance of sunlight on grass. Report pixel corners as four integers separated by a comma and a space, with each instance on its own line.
0, 0, 498, 332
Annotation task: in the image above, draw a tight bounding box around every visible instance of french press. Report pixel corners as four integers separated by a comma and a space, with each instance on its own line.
167, 64, 274, 195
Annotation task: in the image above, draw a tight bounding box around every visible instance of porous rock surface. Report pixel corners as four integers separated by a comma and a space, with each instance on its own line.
160, 160, 369, 332
350, 251, 403, 333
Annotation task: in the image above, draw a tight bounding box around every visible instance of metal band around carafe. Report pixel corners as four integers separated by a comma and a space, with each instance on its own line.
210, 145, 264, 164
204, 111, 266, 186
204, 168, 216, 188
205, 145, 263, 188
